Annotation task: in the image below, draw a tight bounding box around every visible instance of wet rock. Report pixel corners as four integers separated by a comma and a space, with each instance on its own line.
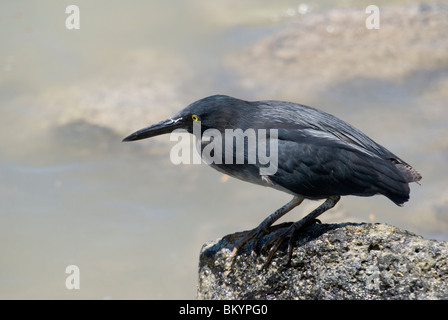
197, 223, 448, 299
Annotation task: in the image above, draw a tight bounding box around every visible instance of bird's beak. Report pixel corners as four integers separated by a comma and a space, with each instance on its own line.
122, 117, 184, 142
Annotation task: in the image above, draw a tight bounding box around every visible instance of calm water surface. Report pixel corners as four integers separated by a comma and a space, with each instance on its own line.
1, 0, 446, 299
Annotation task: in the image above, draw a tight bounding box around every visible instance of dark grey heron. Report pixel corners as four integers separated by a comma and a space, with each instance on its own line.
123, 95, 421, 267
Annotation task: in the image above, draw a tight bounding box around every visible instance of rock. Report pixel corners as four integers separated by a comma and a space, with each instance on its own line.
197, 223, 448, 299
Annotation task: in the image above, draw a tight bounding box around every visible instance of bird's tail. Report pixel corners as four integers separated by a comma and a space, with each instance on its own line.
393, 160, 422, 184
382, 159, 422, 206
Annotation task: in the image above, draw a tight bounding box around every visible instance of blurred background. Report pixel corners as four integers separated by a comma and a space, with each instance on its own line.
0, 0, 446, 299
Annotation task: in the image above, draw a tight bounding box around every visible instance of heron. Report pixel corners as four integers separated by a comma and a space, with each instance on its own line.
122, 95, 422, 267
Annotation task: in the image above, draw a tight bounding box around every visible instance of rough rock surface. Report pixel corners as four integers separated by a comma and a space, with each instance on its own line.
197, 223, 448, 299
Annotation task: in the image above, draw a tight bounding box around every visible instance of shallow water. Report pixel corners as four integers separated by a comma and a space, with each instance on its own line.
1, 0, 447, 299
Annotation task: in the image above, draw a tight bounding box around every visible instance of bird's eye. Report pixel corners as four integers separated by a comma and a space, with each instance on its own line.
192, 115, 199, 121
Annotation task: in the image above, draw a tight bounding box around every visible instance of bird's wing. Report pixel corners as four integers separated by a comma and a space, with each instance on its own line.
268, 133, 410, 204
260, 100, 421, 184
256, 101, 400, 160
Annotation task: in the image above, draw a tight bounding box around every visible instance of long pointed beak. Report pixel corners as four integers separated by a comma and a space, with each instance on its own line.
122, 117, 184, 142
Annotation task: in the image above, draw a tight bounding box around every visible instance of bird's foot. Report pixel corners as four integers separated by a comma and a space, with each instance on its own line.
260, 218, 320, 269
224, 195, 306, 267
223, 222, 294, 264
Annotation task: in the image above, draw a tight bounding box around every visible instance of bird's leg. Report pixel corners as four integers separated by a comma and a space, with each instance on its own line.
262, 195, 340, 268
224, 196, 304, 263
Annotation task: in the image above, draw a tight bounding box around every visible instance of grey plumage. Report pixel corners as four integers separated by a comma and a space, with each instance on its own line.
123, 94, 421, 266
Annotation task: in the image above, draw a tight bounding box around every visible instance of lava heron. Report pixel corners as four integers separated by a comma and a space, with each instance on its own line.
123, 95, 421, 267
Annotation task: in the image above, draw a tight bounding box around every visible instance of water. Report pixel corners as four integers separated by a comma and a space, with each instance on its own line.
1, 0, 447, 299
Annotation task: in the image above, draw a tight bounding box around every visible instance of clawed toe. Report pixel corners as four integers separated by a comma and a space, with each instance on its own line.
227, 221, 312, 268
224, 222, 299, 267
261, 224, 300, 268
224, 224, 274, 264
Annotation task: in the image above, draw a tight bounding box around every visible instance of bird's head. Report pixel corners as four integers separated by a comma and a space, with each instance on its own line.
122, 95, 246, 142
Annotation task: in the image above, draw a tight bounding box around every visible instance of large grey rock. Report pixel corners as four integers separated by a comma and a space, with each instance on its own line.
198, 223, 448, 299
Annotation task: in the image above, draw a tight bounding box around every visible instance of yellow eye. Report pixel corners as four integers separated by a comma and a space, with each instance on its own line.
192, 115, 199, 121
